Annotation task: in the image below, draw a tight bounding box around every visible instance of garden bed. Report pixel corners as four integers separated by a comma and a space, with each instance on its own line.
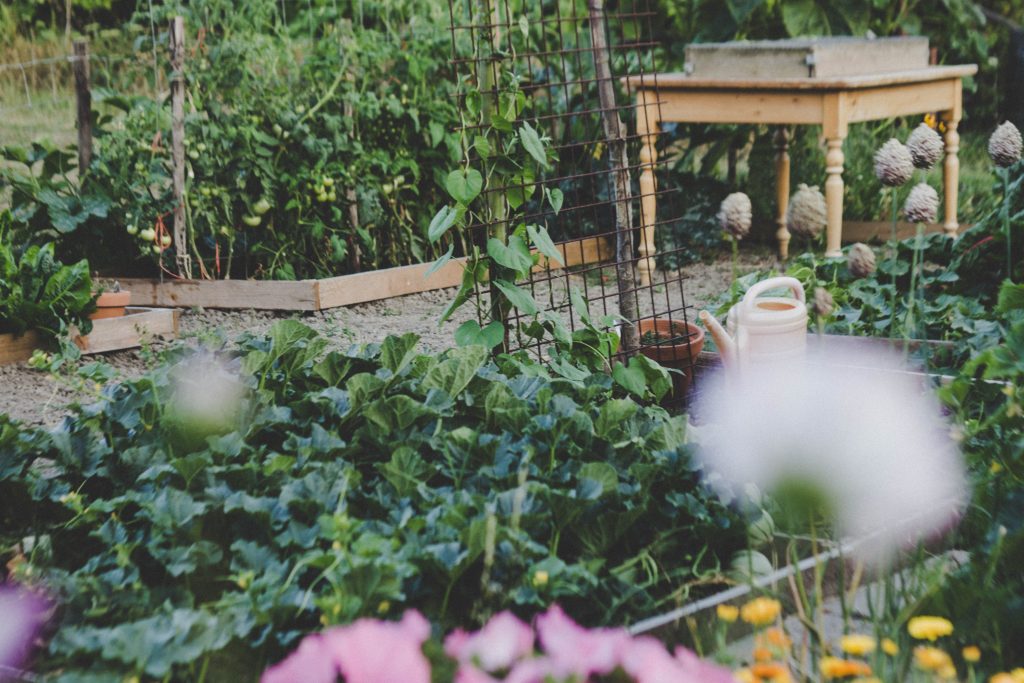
117, 237, 610, 311
0, 306, 178, 365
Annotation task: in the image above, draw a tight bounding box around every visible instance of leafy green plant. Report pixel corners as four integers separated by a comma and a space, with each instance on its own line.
0, 321, 742, 680
0, 212, 96, 340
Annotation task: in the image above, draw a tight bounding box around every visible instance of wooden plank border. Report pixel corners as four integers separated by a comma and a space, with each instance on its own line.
120, 236, 612, 312
0, 307, 179, 366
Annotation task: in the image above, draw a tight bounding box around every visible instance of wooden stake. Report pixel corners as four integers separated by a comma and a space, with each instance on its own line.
169, 16, 192, 279
588, 0, 639, 354
73, 39, 92, 175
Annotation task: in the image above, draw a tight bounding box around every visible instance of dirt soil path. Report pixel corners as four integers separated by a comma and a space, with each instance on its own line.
0, 252, 775, 427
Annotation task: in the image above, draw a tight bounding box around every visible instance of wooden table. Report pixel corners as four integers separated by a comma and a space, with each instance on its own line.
626, 65, 977, 281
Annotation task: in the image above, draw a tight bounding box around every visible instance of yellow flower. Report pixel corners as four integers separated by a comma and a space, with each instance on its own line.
734, 667, 757, 683
765, 627, 791, 650
991, 674, 1015, 683
908, 616, 954, 641
963, 645, 981, 663
1012, 668, 1024, 682
881, 639, 899, 656
914, 646, 954, 672
717, 604, 739, 623
740, 597, 782, 627
532, 569, 549, 587
841, 634, 876, 657
820, 657, 872, 679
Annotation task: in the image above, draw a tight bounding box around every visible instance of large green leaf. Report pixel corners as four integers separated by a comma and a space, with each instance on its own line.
445, 168, 483, 205
519, 122, 549, 169
487, 236, 533, 274
781, 0, 830, 36
493, 279, 538, 314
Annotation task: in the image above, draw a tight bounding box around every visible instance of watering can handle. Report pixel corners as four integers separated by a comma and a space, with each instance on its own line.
741, 276, 806, 310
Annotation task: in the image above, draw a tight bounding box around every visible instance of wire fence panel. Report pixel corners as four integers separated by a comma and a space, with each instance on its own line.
447, 0, 700, 404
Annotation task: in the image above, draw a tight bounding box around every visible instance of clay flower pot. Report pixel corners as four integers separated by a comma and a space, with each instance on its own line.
637, 317, 705, 399
90, 290, 132, 320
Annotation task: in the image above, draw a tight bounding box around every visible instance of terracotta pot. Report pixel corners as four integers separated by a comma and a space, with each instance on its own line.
90, 291, 132, 320
637, 318, 705, 399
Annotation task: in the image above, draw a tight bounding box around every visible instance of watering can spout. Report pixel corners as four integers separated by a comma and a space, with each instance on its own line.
699, 310, 735, 366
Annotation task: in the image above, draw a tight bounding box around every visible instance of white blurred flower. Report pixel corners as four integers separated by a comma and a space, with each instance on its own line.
0, 585, 48, 671
168, 351, 246, 437
695, 348, 966, 565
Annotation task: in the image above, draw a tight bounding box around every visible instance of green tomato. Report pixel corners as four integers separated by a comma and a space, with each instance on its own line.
196, 142, 208, 153
199, 187, 211, 197
254, 198, 272, 215
219, 226, 231, 237
296, 104, 306, 114
188, 149, 199, 161
316, 192, 328, 203
139, 228, 156, 242
272, 124, 283, 136
242, 214, 262, 227
134, 162, 145, 173
327, 191, 337, 202
160, 234, 172, 248
323, 176, 334, 187
126, 224, 139, 236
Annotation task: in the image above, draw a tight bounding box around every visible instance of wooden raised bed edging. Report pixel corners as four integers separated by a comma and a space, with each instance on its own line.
0, 307, 179, 366
118, 236, 611, 312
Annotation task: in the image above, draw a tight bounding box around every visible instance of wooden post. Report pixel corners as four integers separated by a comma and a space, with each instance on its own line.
73, 39, 92, 175
169, 16, 191, 279
636, 90, 659, 287
823, 93, 848, 258
774, 126, 791, 260
588, 0, 638, 354
941, 80, 962, 237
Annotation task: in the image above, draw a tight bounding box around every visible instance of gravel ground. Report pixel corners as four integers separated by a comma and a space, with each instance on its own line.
0, 251, 775, 427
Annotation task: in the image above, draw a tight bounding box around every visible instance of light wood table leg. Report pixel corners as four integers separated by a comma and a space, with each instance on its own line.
824, 136, 846, 257
941, 115, 961, 237
636, 96, 658, 286
774, 126, 791, 260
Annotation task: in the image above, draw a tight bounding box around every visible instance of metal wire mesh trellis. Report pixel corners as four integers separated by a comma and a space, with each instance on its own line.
447, 0, 701, 403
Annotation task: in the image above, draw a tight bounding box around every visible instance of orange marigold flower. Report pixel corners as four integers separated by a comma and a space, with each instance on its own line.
752, 662, 791, 681
741, 597, 782, 627
840, 634, 876, 657
717, 604, 739, 623
990, 675, 1015, 683
753, 646, 773, 663
765, 627, 791, 650
821, 657, 872, 679
963, 645, 981, 663
908, 616, 954, 641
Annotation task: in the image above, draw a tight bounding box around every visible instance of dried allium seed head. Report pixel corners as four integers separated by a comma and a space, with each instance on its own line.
988, 121, 1023, 168
903, 183, 939, 224
906, 123, 944, 170
786, 184, 826, 238
874, 139, 914, 187
718, 192, 752, 240
813, 287, 834, 318
847, 242, 876, 278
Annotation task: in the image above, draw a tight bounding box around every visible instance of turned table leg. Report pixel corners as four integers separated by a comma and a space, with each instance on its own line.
942, 115, 961, 237
774, 127, 791, 260
824, 136, 846, 257
636, 113, 659, 286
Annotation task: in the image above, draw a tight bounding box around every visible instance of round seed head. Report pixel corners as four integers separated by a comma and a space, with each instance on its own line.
718, 192, 752, 240
906, 123, 944, 170
813, 287, 834, 318
988, 121, 1023, 168
786, 184, 826, 238
903, 182, 939, 224
874, 139, 914, 187
847, 242, 876, 278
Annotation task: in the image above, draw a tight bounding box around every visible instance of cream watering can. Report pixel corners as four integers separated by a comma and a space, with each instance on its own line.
698, 276, 807, 368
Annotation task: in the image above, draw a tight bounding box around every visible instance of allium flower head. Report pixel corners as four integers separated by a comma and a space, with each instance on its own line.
906, 123, 944, 169
903, 183, 939, 224
874, 139, 914, 187
813, 287, 834, 318
718, 192, 752, 240
695, 347, 967, 566
989, 121, 1023, 167
847, 243, 876, 278
786, 184, 826, 238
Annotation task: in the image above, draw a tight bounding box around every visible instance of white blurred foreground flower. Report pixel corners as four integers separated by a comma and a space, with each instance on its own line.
695, 348, 966, 565
0, 584, 48, 672
167, 351, 247, 437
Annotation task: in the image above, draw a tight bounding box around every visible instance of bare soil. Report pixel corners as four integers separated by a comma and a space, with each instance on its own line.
0, 251, 775, 427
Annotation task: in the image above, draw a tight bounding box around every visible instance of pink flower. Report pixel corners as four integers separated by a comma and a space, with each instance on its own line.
673, 646, 737, 683
0, 584, 48, 672
261, 635, 336, 683
536, 605, 631, 677
620, 636, 737, 683
445, 611, 534, 672
324, 610, 431, 683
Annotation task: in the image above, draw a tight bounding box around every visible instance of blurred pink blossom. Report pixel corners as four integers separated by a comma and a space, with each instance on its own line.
536, 605, 631, 677
0, 584, 48, 673
445, 611, 534, 672
261, 635, 335, 683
